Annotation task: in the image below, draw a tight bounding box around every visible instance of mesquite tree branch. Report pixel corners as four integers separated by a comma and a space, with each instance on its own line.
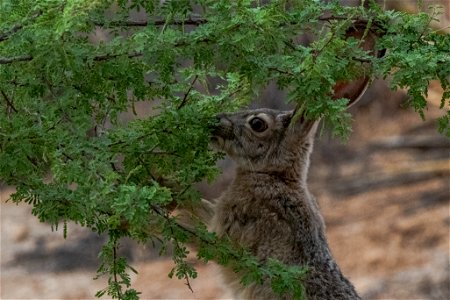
0, 55, 33, 64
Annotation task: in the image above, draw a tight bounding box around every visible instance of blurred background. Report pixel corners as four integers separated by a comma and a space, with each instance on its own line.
1, 1, 449, 299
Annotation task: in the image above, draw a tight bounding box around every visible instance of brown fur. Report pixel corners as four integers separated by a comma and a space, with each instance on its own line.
207, 108, 360, 300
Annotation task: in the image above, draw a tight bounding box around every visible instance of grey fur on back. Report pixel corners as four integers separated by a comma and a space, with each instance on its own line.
209, 108, 360, 300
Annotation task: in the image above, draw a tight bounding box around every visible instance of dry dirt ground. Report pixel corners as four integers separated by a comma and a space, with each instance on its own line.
1, 80, 449, 299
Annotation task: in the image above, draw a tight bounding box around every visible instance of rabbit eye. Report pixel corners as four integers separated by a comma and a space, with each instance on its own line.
249, 117, 268, 133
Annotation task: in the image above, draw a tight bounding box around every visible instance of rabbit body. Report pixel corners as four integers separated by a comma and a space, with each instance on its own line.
209, 108, 360, 300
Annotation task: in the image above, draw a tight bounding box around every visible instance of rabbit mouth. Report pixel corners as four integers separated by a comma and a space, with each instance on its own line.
210, 135, 224, 149
212, 126, 234, 139
210, 133, 238, 155
210, 125, 235, 152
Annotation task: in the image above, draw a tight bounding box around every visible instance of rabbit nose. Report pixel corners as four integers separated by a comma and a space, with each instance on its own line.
210, 114, 231, 128
210, 114, 233, 139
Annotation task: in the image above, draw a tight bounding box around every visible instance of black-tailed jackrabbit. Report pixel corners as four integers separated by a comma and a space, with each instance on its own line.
207, 109, 360, 300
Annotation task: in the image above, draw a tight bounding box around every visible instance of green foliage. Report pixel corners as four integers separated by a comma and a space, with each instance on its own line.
95, 234, 140, 300
0, 1, 448, 299
375, 6, 450, 120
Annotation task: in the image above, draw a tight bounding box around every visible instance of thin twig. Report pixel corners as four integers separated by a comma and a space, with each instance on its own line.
151, 205, 207, 243
151, 151, 180, 157
94, 18, 207, 28
93, 52, 143, 62
26, 155, 39, 168
318, 15, 352, 21
0, 51, 143, 66
0, 23, 24, 42
0, 11, 43, 43
0, 55, 33, 65
112, 242, 123, 299
313, 29, 336, 61
0, 89, 18, 113
137, 155, 156, 181
352, 57, 372, 63
184, 274, 194, 293
178, 75, 199, 109
268, 67, 294, 76
162, 206, 197, 293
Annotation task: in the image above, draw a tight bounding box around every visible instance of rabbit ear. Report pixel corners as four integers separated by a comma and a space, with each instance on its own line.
332, 76, 370, 108
277, 110, 318, 140
292, 116, 318, 140
290, 20, 385, 136
332, 20, 385, 107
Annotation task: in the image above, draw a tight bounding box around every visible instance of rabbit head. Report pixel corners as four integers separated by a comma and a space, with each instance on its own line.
211, 108, 317, 180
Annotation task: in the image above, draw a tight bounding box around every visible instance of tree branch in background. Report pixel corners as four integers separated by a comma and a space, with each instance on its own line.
92, 52, 143, 62
92, 15, 369, 29
0, 23, 25, 42
0, 11, 42, 43
0, 52, 144, 65
93, 17, 208, 27
0, 55, 33, 65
